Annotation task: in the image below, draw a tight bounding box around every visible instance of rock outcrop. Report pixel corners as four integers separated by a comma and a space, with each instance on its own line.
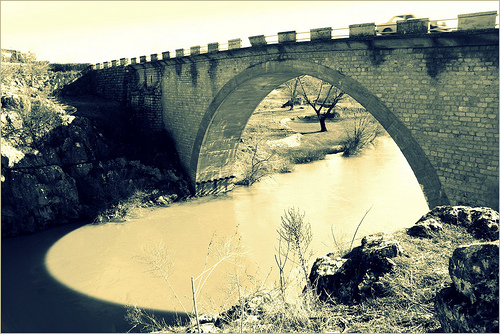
407, 206, 499, 240
435, 241, 499, 333
1, 114, 190, 238
308, 232, 404, 303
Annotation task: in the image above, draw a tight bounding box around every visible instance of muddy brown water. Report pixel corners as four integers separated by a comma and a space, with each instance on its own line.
2, 136, 428, 332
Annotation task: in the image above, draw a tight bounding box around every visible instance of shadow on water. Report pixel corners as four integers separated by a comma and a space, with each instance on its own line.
1, 221, 188, 333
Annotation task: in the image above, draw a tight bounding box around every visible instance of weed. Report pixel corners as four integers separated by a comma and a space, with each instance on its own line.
128, 233, 247, 332
341, 115, 377, 157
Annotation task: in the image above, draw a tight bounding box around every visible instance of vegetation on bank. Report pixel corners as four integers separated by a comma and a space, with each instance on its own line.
1, 55, 82, 153
234, 88, 384, 186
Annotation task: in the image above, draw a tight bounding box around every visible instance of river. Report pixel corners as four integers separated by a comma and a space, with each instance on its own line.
2, 135, 429, 332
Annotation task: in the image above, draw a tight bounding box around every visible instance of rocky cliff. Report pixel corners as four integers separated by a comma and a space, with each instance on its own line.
1, 87, 190, 238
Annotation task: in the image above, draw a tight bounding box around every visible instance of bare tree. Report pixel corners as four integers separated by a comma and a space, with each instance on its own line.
279, 77, 302, 110
298, 75, 346, 132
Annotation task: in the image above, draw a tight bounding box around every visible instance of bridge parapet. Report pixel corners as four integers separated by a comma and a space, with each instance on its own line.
89, 11, 497, 71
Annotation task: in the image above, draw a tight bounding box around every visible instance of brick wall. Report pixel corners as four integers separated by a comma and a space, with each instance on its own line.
89, 29, 499, 209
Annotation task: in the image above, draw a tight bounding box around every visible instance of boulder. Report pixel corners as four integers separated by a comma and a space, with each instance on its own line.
215, 291, 273, 327
449, 242, 499, 305
408, 206, 499, 241
407, 217, 443, 238
309, 232, 403, 303
435, 242, 499, 333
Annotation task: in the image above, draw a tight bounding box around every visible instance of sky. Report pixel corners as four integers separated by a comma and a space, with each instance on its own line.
1, 1, 498, 64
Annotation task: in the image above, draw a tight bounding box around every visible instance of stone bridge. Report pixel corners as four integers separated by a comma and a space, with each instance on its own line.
85, 12, 499, 210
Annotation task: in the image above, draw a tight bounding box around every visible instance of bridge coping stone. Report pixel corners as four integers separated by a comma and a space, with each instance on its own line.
208, 43, 219, 52
190, 46, 201, 55
249, 35, 267, 47
150, 53, 158, 61
140, 55, 147, 63
397, 18, 430, 35
176, 49, 184, 58
228, 38, 242, 50
278, 30, 297, 43
349, 22, 376, 37
458, 11, 498, 30
162, 51, 170, 60
310, 27, 332, 41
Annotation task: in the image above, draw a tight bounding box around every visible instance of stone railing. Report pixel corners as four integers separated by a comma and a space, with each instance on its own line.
91, 10, 498, 70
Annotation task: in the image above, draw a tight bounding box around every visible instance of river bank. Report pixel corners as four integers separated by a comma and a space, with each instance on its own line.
164, 207, 498, 334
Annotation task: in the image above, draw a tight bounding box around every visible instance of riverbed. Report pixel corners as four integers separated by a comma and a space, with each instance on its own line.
2, 135, 429, 332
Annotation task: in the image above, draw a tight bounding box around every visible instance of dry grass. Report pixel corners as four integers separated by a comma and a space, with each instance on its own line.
343, 224, 481, 333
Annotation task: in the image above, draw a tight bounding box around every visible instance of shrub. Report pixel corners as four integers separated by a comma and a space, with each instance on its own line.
1, 96, 68, 149
341, 115, 377, 157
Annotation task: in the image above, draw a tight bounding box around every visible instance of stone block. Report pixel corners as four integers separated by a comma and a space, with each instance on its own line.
278, 31, 296, 43
190, 46, 201, 55
458, 11, 498, 30
249, 35, 267, 47
140, 55, 147, 63
162, 51, 170, 59
150, 53, 158, 61
397, 18, 430, 35
208, 42, 219, 52
120, 58, 129, 66
349, 23, 376, 37
449, 242, 499, 304
111, 60, 118, 67
176, 49, 184, 58
131, 57, 137, 64
103, 61, 110, 68
311, 27, 332, 41
228, 38, 241, 50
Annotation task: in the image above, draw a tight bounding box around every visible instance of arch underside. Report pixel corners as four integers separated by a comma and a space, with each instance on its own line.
192, 60, 449, 208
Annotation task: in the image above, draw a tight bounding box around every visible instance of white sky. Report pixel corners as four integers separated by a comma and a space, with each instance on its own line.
1, 1, 498, 64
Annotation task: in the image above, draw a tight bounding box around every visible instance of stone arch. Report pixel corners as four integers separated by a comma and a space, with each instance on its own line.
191, 60, 449, 208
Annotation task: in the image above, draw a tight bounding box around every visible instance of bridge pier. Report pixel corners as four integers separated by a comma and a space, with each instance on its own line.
195, 176, 236, 196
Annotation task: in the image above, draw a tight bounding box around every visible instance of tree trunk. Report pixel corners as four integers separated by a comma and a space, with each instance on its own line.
319, 116, 328, 132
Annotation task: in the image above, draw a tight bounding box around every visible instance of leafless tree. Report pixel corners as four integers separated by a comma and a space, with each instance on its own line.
298, 75, 346, 132
280, 77, 301, 110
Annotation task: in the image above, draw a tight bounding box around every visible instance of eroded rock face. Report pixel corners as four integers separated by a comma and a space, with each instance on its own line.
1, 116, 189, 237
435, 242, 499, 333
308, 232, 403, 303
2, 165, 80, 236
407, 206, 499, 240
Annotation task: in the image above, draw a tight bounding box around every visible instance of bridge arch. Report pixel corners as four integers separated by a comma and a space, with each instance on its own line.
191, 60, 448, 208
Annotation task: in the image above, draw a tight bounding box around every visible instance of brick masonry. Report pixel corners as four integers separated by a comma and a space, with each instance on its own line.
89, 29, 499, 210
